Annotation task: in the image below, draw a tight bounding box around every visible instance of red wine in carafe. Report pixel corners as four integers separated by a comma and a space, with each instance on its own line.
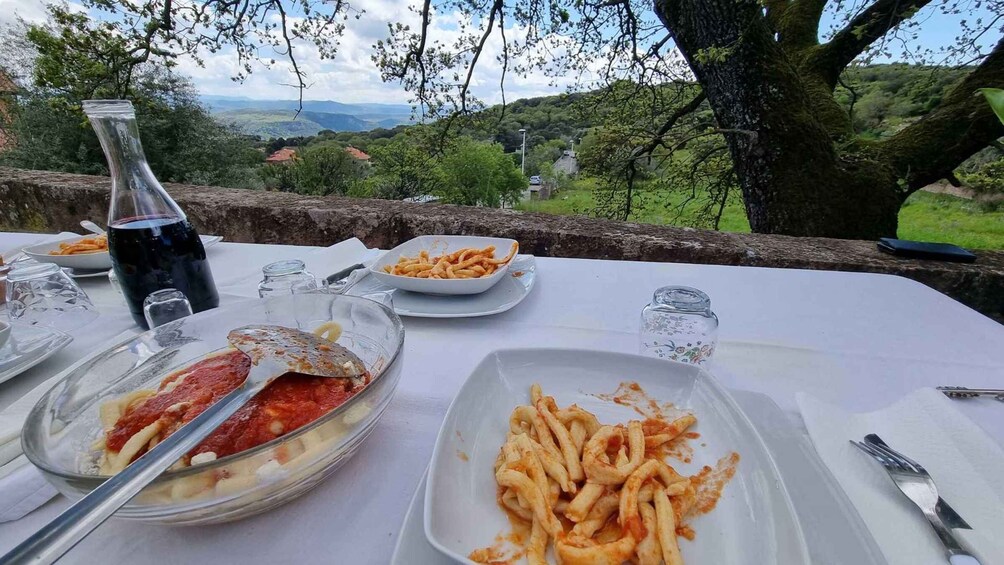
109, 216, 219, 328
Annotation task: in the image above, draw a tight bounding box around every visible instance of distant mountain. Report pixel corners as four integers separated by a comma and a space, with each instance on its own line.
202, 95, 414, 138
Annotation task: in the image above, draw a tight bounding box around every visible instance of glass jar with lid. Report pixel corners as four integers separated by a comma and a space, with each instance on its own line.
639, 286, 718, 365
257, 260, 317, 298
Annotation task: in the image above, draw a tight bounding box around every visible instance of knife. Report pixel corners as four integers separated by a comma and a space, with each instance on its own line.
325, 263, 366, 285
864, 434, 972, 530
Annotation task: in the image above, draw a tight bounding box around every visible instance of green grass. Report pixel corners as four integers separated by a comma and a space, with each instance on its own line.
518, 177, 751, 231
897, 191, 1004, 250
517, 179, 1004, 250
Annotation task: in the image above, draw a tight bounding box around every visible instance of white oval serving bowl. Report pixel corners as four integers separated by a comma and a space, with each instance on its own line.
370, 235, 519, 296
23, 233, 224, 271
22, 235, 113, 270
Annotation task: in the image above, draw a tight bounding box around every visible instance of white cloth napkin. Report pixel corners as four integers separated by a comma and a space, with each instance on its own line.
798, 388, 1004, 565
214, 237, 380, 298
1, 231, 80, 264
0, 329, 138, 522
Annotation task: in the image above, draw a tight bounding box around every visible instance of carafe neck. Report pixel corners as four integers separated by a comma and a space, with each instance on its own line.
83, 100, 185, 225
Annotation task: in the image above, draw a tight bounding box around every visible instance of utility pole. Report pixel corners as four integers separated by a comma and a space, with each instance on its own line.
519, 128, 527, 175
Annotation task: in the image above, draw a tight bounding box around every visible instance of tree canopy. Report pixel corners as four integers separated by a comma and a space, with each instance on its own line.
0, 10, 264, 189
4, 0, 1003, 238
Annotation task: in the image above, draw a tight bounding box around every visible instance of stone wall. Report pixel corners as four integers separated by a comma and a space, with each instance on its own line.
2, 167, 1003, 320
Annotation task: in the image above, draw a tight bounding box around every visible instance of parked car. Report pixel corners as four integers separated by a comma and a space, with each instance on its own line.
529, 175, 542, 185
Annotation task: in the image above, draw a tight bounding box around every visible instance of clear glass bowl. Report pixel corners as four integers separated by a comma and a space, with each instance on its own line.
21, 293, 405, 525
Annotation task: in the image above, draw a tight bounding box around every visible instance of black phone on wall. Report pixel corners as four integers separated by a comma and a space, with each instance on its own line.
876, 238, 977, 263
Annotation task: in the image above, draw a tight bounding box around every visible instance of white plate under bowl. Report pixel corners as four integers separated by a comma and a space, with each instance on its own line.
23, 234, 223, 271
0, 324, 72, 385
391, 389, 884, 565
370, 235, 518, 295
424, 348, 810, 564
350, 255, 535, 318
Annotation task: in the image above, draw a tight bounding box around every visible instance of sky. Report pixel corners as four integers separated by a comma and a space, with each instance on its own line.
0, 0, 1000, 105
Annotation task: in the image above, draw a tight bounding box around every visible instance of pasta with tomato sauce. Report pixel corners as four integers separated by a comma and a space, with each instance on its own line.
93, 323, 371, 497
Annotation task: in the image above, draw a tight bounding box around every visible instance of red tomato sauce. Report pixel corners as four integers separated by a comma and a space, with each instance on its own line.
106, 349, 368, 463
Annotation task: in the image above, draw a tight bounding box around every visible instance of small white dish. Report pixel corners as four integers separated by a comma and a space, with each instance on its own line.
370, 235, 518, 295
0, 320, 10, 351
23, 234, 223, 271
350, 255, 535, 318
391, 389, 884, 565
0, 324, 73, 385
423, 348, 810, 564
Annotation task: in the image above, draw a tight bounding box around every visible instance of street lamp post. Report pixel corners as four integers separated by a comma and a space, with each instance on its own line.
519, 128, 527, 175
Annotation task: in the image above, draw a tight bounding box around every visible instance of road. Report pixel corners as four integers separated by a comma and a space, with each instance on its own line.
551, 151, 578, 176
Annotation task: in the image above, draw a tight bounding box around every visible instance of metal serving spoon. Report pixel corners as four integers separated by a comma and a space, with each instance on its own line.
3, 325, 365, 565
79, 220, 106, 236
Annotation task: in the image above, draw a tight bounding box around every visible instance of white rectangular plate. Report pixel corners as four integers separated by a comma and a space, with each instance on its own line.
392, 389, 883, 565
424, 348, 811, 564
370, 235, 518, 295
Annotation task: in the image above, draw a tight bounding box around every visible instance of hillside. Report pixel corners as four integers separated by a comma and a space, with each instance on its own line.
203, 95, 414, 137
313, 64, 973, 151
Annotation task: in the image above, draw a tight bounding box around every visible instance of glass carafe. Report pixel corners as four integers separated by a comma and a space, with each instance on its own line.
83, 100, 219, 329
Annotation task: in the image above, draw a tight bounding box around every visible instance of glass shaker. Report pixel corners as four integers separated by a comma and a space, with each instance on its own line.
258, 260, 318, 298
83, 100, 219, 330
639, 286, 718, 365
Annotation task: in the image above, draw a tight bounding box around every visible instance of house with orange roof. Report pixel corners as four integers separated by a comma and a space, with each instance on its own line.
344, 146, 371, 162
266, 145, 372, 165
265, 146, 298, 164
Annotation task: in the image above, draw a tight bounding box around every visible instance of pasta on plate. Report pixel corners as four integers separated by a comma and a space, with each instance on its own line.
383, 242, 518, 279
49, 235, 108, 255
476, 384, 737, 565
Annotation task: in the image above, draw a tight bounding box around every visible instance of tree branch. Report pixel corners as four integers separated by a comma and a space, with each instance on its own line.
809, 0, 933, 86
776, 0, 828, 50
458, 0, 504, 113
274, 1, 306, 115
878, 36, 1004, 193
635, 91, 707, 157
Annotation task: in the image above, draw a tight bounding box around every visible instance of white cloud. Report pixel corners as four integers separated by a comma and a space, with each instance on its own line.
170, 0, 594, 104
0, 0, 49, 27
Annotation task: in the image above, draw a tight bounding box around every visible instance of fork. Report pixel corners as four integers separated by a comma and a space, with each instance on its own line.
852, 439, 981, 564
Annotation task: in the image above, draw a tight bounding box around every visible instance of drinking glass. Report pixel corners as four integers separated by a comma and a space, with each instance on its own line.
6, 263, 99, 331
639, 286, 718, 365
143, 289, 194, 329
258, 260, 317, 298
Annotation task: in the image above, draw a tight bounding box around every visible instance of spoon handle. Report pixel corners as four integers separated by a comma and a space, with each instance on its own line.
79, 220, 106, 235
3, 383, 261, 565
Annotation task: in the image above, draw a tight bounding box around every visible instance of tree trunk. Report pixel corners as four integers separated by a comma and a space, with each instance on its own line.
655, 0, 902, 239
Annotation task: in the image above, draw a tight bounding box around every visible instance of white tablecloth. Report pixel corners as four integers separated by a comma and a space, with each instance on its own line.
1, 231, 1002, 564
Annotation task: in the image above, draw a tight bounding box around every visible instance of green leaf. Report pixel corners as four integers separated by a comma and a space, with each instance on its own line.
978, 88, 1004, 126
